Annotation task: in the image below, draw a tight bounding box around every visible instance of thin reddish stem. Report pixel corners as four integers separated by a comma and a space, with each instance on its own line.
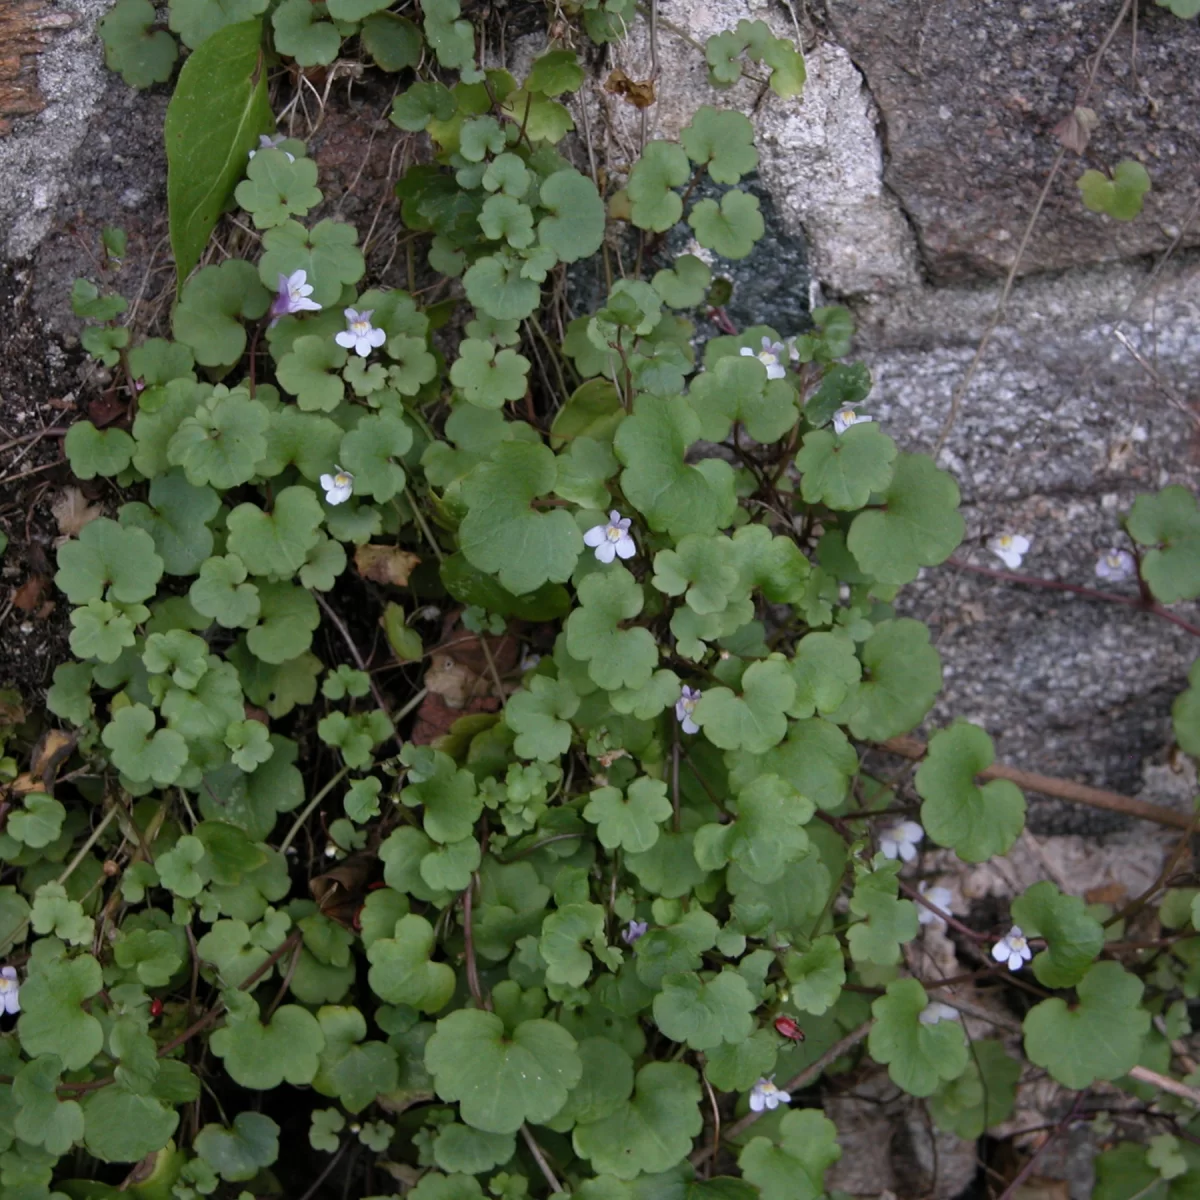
947, 557, 1200, 637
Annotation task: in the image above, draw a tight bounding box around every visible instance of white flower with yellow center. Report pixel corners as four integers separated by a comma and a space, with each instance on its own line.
675, 685, 701, 734
832, 408, 873, 436
749, 1076, 791, 1113
992, 926, 1033, 972
583, 511, 636, 564
739, 336, 787, 380
1095, 547, 1136, 583
918, 881, 954, 928
335, 308, 387, 358
879, 820, 924, 863
987, 533, 1031, 570
0, 966, 19, 1015
320, 468, 354, 506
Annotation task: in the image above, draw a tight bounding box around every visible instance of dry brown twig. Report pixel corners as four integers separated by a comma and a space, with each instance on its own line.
520, 1124, 564, 1193
1127, 1065, 1200, 1108
945, 555, 1200, 639
1112, 328, 1200, 429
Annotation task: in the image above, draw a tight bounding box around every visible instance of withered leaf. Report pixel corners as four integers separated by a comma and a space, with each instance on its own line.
424, 653, 488, 710
411, 689, 499, 746
87, 392, 127, 428
52, 487, 103, 539
605, 68, 656, 109
1053, 106, 1098, 154
355, 544, 421, 587
12, 576, 48, 613
310, 852, 375, 928
31, 729, 76, 790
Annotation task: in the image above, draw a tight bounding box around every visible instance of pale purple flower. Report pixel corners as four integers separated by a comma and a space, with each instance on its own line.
621, 919, 648, 945
992, 926, 1033, 972
740, 336, 787, 380
832, 407, 873, 436
749, 1077, 790, 1113
0, 966, 19, 1015
918, 881, 954, 928
1095, 547, 1136, 583
335, 308, 387, 358
583, 511, 636, 564
987, 534, 1031, 570
675, 685, 700, 735
320, 468, 354, 505
919, 1000, 959, 1026
270, 269, 322, 322
879, 820, 923, 864
249, 133, 295, 162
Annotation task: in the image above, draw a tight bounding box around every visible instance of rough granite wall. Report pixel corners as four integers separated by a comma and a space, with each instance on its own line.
600, 0, 1200, 829
2, 0, 1198, 830
1, 0, 117, 259
831, 0, 1200, 828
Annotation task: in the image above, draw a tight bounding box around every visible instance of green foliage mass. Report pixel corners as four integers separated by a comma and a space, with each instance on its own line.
23, 5, 1197, 1195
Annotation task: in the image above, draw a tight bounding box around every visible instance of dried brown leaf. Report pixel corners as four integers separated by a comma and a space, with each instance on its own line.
424, 653, 487, 710
605, 68, 656, 109
1084, 882, 1126, 906
354, 544, 421, 587
52, 487, 103, 538
410, 689, 499, 746
410, 613, 519, 740
31, 729, 75, 788
86, 393, 126, 428
11, 575, 47, 613
1053, 106, 1098, 154
310, 853, 375, 928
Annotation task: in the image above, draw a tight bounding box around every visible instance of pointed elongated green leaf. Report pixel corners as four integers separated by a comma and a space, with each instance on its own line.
165, 19, 273, 288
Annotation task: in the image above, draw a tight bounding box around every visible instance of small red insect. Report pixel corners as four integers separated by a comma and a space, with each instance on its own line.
774, 1015, 805, 1042
150, 998, 163, 1018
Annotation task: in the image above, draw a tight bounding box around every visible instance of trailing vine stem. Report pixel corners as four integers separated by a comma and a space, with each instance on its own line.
947, 555, 1200, 638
